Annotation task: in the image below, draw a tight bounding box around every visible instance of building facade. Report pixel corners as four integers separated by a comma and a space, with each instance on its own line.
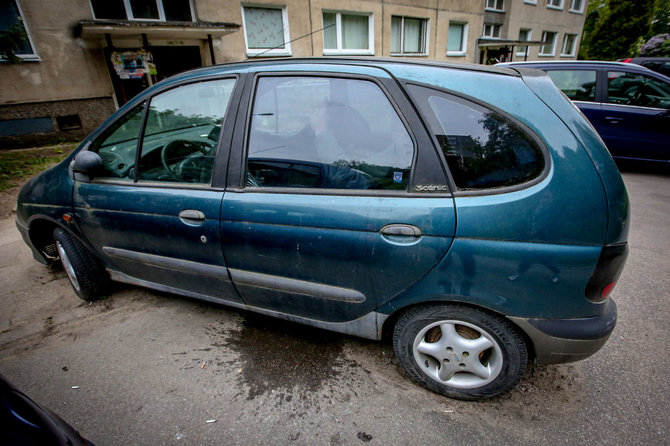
0, 0, 587, 147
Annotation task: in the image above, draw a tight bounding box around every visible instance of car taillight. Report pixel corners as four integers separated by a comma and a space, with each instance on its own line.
585, 243, 628, 303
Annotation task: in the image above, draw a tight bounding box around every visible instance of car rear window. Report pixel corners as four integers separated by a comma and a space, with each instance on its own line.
408, 84, 545, 191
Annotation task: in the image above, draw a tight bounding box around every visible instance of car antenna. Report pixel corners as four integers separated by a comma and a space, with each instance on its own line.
245, 23, 335, 60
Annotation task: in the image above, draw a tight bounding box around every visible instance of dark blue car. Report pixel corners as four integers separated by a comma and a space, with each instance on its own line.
500, 61, 670, 165
16, 58, 629, 400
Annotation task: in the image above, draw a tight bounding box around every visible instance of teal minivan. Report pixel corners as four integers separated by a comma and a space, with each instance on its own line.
16, 59, 629, 400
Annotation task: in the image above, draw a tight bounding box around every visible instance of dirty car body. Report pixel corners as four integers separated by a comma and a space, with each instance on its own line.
16, 59, 629, 400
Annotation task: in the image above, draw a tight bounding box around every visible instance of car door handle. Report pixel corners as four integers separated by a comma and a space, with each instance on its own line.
605, 116, 623, 124
179, 209, 206, 225
380, 224, 422, 237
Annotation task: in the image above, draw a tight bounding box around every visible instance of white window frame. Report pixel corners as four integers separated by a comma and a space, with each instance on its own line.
447, 22, 468, 56
539, 31, 557, 56
89, 0, 196, 22
516, 28, 532, 56
390, 16, 429, 56
322, 11, 374, 56
524, 0, 538, 4
561, 33, 577, 57
546, 0, 564, 10
485, 0, 505, 12
569, 0, 584, 13
482, 23, 502, 39
1, 0, 39, 61
241, 5, 292, 57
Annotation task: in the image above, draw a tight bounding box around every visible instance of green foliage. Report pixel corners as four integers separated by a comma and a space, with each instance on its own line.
586, 0, 655, 60
0, 23, 27, 63
0, 144, 77, 192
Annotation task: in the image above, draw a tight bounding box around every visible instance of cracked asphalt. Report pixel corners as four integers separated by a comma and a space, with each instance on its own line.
1, 168, 668, 445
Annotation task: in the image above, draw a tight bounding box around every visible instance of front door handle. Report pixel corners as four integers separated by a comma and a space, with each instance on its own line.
179, 209, 206, 225
380, 224, 422, 237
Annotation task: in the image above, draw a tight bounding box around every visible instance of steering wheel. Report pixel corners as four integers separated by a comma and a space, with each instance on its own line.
160, 139, 212, 180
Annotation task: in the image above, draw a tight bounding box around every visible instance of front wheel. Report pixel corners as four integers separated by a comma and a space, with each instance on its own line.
53, 228, 108, 301
393, 304, 528, 400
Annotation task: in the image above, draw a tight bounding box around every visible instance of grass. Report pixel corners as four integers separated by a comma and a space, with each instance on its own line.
0, 143, 78, 192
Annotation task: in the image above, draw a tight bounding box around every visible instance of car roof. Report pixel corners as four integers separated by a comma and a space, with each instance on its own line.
498, 60, 670, 81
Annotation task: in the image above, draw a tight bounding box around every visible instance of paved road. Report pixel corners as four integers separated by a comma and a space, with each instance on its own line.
1, 170, 668, 445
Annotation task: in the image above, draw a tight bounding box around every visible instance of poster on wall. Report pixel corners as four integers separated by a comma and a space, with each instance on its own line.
111, 50, 157, 79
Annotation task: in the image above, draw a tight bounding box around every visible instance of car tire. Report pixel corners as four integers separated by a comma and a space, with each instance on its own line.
393, 304, 528, 400
53, 228, 108, 301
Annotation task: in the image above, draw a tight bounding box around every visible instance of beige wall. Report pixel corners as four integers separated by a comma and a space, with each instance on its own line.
0, 0, 112, 105
506, 0, 586, 60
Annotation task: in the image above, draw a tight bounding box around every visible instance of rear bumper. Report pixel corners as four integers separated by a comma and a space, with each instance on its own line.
509, 299, 617, 364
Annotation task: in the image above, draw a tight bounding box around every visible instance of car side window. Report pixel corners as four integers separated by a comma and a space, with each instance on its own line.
408, 85, 545, 190
246, 76, 414, 191
546, 70, 597, 102
606, 71, 670, 110
138, 79, 236, 183
89, 104, 145, 180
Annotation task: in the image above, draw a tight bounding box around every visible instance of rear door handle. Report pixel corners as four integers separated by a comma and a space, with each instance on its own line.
380, 224, 422, 237
605, 116, 623, 124
179, 209, 206, 225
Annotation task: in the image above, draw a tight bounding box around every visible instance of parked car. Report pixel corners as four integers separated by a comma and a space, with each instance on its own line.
498, 60, 670, 165
620, 57, 670, 77
0, 373, 93, 445
16, 58, 629, 400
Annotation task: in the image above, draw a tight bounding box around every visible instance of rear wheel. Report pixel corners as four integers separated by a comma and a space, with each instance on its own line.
393, 304, 527, 400
53, 228, 108, 301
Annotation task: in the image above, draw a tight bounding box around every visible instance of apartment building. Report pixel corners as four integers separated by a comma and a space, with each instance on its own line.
0, 0, 587, 147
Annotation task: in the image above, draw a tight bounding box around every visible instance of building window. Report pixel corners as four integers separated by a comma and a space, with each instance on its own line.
0, 0, 38, 60
539, 31, 557, 56
447, 22, 468, 56
516, 28, 532, 56
569, 0, 584, 13
546, 0, 564, 10
322, 11, 374, 55
391, 16, 427, 55
482, 23, 501, 38
485, 0, 505, 12
242, 6, 291, 56
90, 0, 194, 22
561, 33, 577, 56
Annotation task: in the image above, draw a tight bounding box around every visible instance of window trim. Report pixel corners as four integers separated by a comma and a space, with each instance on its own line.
482, 23, 502, 39
524, 0, 538, 4
539, 31, 557, 56
447, 22, 468, 57
89, 0, 196, 22
568, 0, 584, 13
403, 80, 551, 196
546, 0, 564, 10
241, 4, 292, 57
238, 72, 422, 195
390, 16, 429, 56
560, 33, 577, 57
516, 28, 532, 56
1, 0, 39, 61
322, 11, 375, 56
485, 0, 505, 13
82, 75, 239, 189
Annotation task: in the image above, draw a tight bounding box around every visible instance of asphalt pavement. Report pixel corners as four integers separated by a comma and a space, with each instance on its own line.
0, 169, 668, 445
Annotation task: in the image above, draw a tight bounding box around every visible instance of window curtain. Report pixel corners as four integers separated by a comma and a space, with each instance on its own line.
245, 7, 285, 49
341, 14, 369, 50
323, 12, 337, 49
448, 24, 464, 52
403, 18, 423, 53
391, 17, 401, 53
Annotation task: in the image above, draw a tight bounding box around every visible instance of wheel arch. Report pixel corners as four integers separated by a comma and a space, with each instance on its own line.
380, 298, 537, 361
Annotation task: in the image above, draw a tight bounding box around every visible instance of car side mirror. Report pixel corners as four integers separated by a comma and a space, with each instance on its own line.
70, 151, 103, 183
